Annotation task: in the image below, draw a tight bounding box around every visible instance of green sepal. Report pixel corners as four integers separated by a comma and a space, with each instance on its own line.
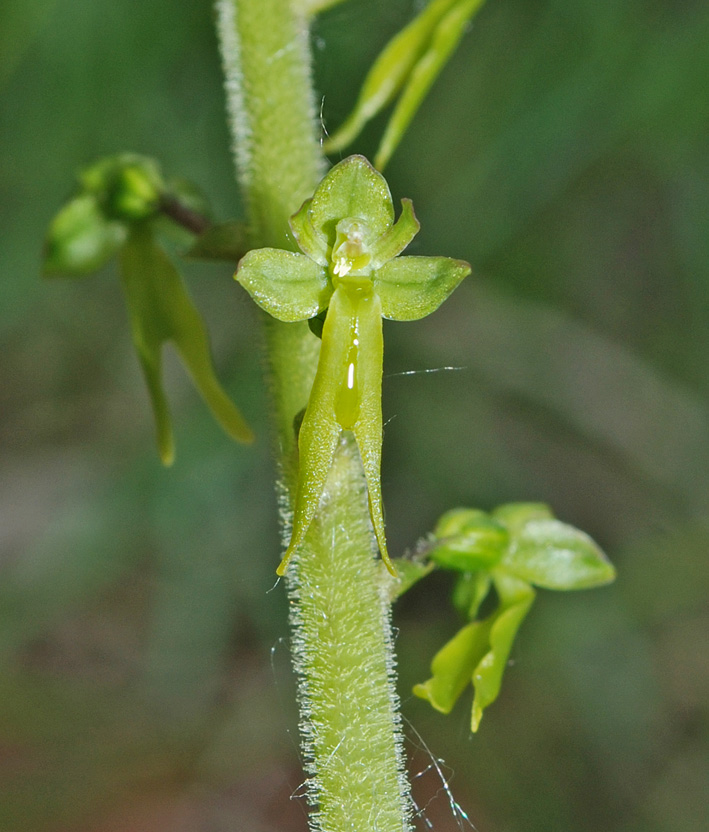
236, 248, 332, 322
307, 156, 395, 244
120, 226, 254, 465
470, 573, 535, 731
452, 571, 492, 619
429, 508, 507, 572
185, 221, 248, 262
43, 194, 127, 276
375, 256, 470, 321
386, 558, 435, 602
491, 502, 615, 589
370, 199, 420, 267
499, 518, 616, 590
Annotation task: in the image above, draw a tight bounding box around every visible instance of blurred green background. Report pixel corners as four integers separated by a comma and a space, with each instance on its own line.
1, 0, 707, 830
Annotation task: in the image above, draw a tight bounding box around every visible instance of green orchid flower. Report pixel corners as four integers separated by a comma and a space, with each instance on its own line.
44, 153, 253, 464
235, 155, 470, 575
412, 502, 616, 730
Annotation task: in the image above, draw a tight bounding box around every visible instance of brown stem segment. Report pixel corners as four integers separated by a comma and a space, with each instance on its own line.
159, 194, 211, 235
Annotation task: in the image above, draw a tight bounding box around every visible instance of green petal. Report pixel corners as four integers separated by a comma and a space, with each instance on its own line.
499, 518, 616, 590
236, 248, 331, 322
289, 198, 329, 265
375, 256, 470, 321
430, 508, 508, 572
348, 292, 395, 575
308, 156, 395, 244
43, 195, 127, 276
120, 227, 253, 464
371, 199, 420, 267
470, 574, 535, 731
413, 618, 493, 715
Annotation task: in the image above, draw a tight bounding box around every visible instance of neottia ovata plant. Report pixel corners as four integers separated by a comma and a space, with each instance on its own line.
42, 1, 616, 830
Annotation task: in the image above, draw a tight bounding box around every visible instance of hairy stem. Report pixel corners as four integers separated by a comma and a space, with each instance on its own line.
289, 435, 411, 832
215, 2, 412, 831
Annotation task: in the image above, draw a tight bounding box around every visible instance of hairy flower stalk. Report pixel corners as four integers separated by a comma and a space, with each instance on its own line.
215, 1, 412, 829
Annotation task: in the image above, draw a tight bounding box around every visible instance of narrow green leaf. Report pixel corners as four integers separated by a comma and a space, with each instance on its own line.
120, 227, 254, 464
413, 618, 493, 714
185, 221, 248, 262
499, 518, 616, 590
375, 255, 470, 320
43, 194, 127, 276
236, 248, 331, 321
470, 573, 535, 731
324, 0, 461, 154
375, 0, 487, 170
430, 508, 507, 572
307, 155, 394, 243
